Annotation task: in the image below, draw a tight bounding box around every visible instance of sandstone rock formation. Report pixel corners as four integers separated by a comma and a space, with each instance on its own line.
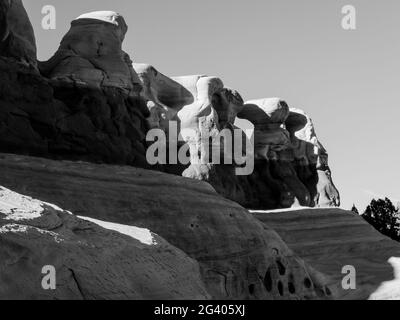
135, 61, 339, 209
134, 63, 248, 181
252, 208, 400, 299
236, 101, 340, 208
0, 184, 209, 299
0, 0, 37, 67
0, 153, 332, 300
0, 11, 149, 167
286, 108, 340, 207
40, 11, 142, 95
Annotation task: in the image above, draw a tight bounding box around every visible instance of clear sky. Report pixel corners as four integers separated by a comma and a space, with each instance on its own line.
23, 0, 400, 210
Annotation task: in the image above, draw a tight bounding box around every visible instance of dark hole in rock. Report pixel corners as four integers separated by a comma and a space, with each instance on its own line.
304, 278, 312, 288
276, 259, 286, 276
263, 267, 272, 292
248, 284, 255, 295
277, 280, 284, 296
288, 274, 296, 294
325, 286, 332, 296
315, 286, 325, 297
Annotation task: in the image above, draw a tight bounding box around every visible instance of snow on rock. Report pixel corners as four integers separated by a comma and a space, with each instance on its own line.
0, 186, 50, 221
79, 216, 157, 246
0, 184, 209, 299
76, 11, 125, 27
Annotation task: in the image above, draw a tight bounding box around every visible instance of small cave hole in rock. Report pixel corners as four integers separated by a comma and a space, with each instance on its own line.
304, 278, 312, 289
263, 267, 273, 292
277, 280, 284, 296
276, 259, 286, 276
325, 286, 332, 296
288, 274, 296, 294
248, 284, 255, 295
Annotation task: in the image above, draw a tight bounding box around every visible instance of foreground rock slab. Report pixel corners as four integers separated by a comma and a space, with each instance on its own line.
251, 208, 400, 300
0, 186, 209, 300
0, 153, 331, 300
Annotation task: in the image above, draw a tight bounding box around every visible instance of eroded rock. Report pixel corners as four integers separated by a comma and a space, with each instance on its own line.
40, 11, 142, 95
0, 185, 209, 299
0, 9, 150, 167
0, 153, 332, 300
0, 0, 36, 67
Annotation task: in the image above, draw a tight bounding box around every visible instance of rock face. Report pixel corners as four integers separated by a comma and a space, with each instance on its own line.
0, 0, 37, 67
0, 153, 333, 300
252, 208, 400, 300
135, 62, 339, 209
0, 185, 209, 299
40, 11, 142, 94
286, 108, 339, 207
0, 11, 150, 167
134, 63, 248, 181
236, 102, 340, 208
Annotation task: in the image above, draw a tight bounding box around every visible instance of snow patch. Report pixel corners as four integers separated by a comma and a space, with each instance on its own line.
78, 216, 157, 246
75, 11, 123, 26
0, 223, 64, 243
0, 187, 46, 221
250, 206, 335, 214
369, 257, 400, 300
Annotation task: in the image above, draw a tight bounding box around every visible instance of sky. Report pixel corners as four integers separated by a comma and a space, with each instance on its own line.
23, 0, 400, 210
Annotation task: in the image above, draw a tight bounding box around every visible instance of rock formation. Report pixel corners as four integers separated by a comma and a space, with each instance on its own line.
252, 208, 400, 299
0, 11, 150, 167
1, 2, 391, 301
0, 153, 332, 300
0, 184, 209, 299
40, 11, 142, 94
236, 101, 340, 208
286, 108, 340, 207
135, 63, 339, 209
0, 0, 37, 67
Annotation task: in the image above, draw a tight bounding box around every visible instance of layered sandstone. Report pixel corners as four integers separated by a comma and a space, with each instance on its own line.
252, 208, 400, 300
134, 62, 339, 209
0, 0, 36, 67
0, 185, 209, 299
0, 11, 149, 167
236, 102, 340, 208
0, 153, 332, 300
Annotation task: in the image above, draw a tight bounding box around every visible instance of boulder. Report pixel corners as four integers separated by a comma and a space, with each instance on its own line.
0, 185, 209, 299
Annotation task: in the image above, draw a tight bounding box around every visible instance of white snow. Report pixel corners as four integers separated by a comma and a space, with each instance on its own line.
0, 223, 64, 243
249, 206, 335, 214
78, 216, 157, 246
0, 186, 47, 221
369, 257, 400, 300
75, 11, 122, 26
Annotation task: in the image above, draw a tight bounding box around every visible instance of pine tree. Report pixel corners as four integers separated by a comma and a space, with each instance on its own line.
351, 204, 359, 215
362, 198, 400, 241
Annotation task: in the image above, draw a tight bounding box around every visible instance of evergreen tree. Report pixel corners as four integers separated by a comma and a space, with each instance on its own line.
362, 198, 400, 241
351, 204, 359, 215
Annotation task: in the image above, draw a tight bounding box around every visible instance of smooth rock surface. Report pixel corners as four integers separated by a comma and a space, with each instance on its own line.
0, 153, 332, 300
252, 208, 400, 300
0, 185, 209, 299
